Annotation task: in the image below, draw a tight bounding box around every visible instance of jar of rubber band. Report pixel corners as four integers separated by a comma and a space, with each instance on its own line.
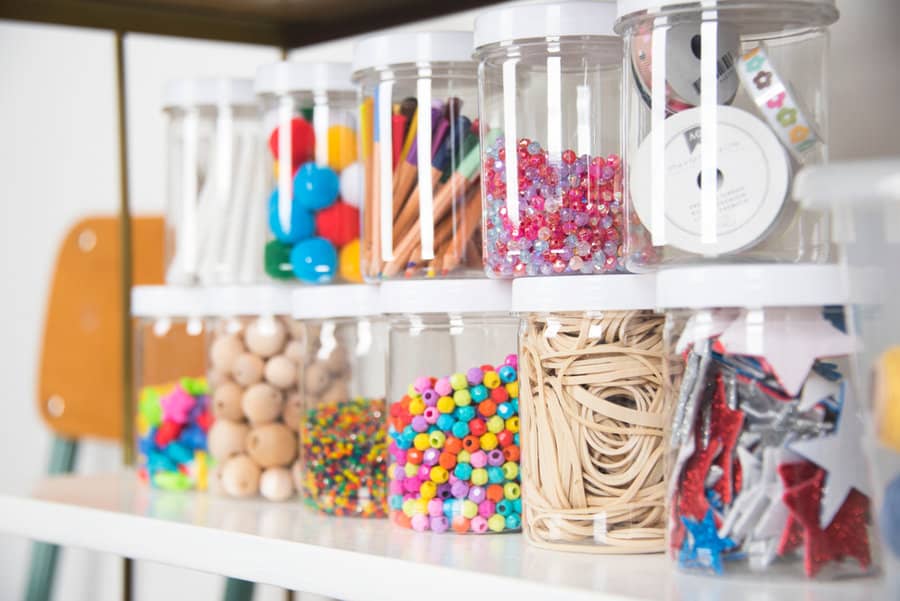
615, 0, 838, 270
162, 78, 261, 285
658, 265, 877, 579
352, 31, 482, 281
474, 2, 626, 277
382, 280, 521, 533
512, 275, 669, 552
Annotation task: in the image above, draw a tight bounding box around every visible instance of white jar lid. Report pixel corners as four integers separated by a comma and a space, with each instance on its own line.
292, 285, 381, 320
379, 279, 512, 315
474, 2, 619, 50
132, 285, 208, 318
512, 274, 656, 313
616, 0, 837, 22
254, 61, 355, 96
656, 264, 848, 309
162, 77, 255, 109
206, 285, 293, 317
352, 31, 475, 75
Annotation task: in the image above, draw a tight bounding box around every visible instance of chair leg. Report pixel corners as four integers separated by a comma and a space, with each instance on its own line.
223, 578, 255, 601
24, 436, 78, 601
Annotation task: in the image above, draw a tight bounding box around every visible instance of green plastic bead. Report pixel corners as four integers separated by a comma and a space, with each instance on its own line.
461, 499, 478, 519
453, 389, 472, 407
487, 514, 506, 532
264, 239, 295, 280
502, 461, 519, 480
457, 450, 471, 464
449, 373, 468, 391
153, 470, 191, 491
504, 482, 521, 500
471, 468, 488, 486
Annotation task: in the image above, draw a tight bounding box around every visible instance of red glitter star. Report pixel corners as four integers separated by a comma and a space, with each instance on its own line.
711, 375, 745, 505
780, 463, 872, 577
777, 462, 820, 555
678, 437, 722, 521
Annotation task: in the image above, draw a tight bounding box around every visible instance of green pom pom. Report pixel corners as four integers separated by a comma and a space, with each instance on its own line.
265, 239, 295, 280
299, 107, 314, 122
138, 387, 163, 426
153, 470, 191, 491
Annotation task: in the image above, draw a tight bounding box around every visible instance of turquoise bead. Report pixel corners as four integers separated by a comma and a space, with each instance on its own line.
496, 499, 513, 516
470, 384, 489, 402
454, 406, 476, 422
513, 498, 522, 513
497, 402, 514, 419
290, 236, 337, 283
389, 495, 404, 510
443, 499, 458, 518
293, 162, 339, 211
505, 513, 521, 530
451, 421, 470, 438
498, 365, 517, 383
268, 188, 315, 244
487, 466, 505, 484
436, 414, 455, 431
454, 463, 473, 481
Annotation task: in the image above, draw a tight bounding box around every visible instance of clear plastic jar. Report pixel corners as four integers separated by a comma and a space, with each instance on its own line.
292, 286, 387, 517
353, 32, 482, 281
255, 62, 361, 285
474, 2, 626, 278
513, 275, 668, 552
163, 78, 263, 285
205, 288, 301, 501
383, 281, 520, 533
658, 265, 877, 579
615, 0, 838, 270
133, 287, 210, 491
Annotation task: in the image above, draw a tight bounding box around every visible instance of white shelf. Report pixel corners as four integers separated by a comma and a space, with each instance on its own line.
0, 473, 887, 601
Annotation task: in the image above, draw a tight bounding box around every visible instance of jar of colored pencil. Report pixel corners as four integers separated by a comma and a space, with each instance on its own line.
352, 31, 482, 281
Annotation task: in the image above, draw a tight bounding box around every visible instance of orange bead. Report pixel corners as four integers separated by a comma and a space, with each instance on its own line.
463, 435, 481, 452
439, 452, 457, 470
444, 436, 463, 455
503, 445, 520, 462
393, 511, 412, 529
478, 399, 497, 417
452, 516, 471, 533
407, 449, 424, 465
486, 484, 504, 502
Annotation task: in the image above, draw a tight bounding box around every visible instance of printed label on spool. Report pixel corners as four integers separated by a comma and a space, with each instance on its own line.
630, 105, 790, 256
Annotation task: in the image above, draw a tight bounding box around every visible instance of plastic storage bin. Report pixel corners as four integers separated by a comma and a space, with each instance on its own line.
205, 288, 300, 501
353, 32, 482, 281
658, 265, 876, 579
383, 281, 521, 533
255, 62, 362, 284
513, 275, 668, 552
163, 78, 265, 285
292, 286, 387, 517
133, 287, 210, 491
615, 0, 838, 270
474, 2, 627, 278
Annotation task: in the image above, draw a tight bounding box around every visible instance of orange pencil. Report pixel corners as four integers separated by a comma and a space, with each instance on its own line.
441, 186, 483, 276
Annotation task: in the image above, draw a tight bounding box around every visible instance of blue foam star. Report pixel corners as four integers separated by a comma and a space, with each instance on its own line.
679, 509, 738, 574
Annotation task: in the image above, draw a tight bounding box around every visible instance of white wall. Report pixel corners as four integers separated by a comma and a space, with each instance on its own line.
0, 1, 898, 599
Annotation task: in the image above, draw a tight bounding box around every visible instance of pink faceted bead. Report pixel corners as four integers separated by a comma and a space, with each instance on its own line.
478, 500, 496, 518
403, 478, 422, 494
434, 377, 453, 397
428, 498, 444, 517
413, 377, 432, 394
470, 516, 489, 534
411, 514, 430, 532
417, 465, 431, 479
389, 480, 404, 495
469, 450, 488, 469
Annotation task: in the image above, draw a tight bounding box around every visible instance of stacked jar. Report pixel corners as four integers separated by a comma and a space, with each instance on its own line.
292, 285, 388, 517
383, 280, 521, 533
255, 62, 362, 284
353, 32, 483, 280
163, 78, 265, 285
474, 2, 625, 278
133, 287, 210, 491
513, 275, 669, 552
205, 287, 301, 501
658, 265, 877, 579
615, 0, 837, 270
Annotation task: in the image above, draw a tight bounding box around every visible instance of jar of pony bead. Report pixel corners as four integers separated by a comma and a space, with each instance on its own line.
513, 275, 668, 552
474, 2, 626, 277
255, 62, 362, 284
133, 286, 210, 491
383, 280, 521, 534
292, 285, 388, 517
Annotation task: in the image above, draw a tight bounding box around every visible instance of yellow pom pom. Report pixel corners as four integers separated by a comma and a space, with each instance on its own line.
327, 125, 358, 172
339, 239, 363, 283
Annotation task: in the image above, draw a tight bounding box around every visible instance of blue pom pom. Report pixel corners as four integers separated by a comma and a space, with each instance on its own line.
881, 475, 900, 557
289, 236, 337, 283
293, 162, 339, 211
268, 188, 315, 244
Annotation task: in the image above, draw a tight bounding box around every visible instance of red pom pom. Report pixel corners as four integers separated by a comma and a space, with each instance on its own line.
314, 201, 360, 248
268, 117, 315, 170
154, 420, 182, 447
196, 411, 213, 432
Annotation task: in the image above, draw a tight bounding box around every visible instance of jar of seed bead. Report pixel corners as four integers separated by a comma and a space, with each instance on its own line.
474, 2, 627, 277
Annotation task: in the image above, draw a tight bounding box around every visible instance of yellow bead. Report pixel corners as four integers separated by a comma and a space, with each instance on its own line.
430, 465, 449, 484
402, 499, 416, 517
327, 125, 358, 172
504, 482, 521, 500
338, 239, 363, 283
457, 450, 471, 464
453, 389, 471, 407
409, 398, 426, 415
450, 373, 468, 390
486, 415, 504, 433
404, 462, 419, 478
502, 461, 519, 480
487, 514, 506, 532
470, 468, 488, 486
407, 383, 418, 397
506, 416, 520, 433
461, 500, 478, 519
483, 371, 501, 389
413, 433, 430, 451
413, 498, 429, 515
437, 396, 455, 414
480, 432, 498, 451
505, 381, 519, 398
429, 431, 446, 448
420, 480, 437, 500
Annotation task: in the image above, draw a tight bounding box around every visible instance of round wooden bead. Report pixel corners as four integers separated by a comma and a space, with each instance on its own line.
232, 352, 264, 386
244, 318, 286, 358
259, 467, 295, 502
284, 318, 305, 341
264, 354, 297, 389
207, 463, 226, 495
207, 419, 249, 460
207, 368, 230, 389
210, 335, 244, 370
304, 361, 332, 396
221, 454, 261, 498
319, 380, 349, 405
241, 383, 283, 425
284, 340, 305, 364
281, 392, 302, 431
246, 423, 297, 468
212, 381, 244, 421
291, 459, 303, 491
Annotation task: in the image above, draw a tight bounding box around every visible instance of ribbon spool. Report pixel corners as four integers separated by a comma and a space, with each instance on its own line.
629, 105, 790, 256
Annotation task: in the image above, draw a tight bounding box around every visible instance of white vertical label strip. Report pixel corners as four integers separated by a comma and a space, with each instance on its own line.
417, 75, 435, 260
503, 59, 519, 227
576, 84, 592, 158
650, 26, 668, 246
700, 16, 719, 247
546, 55, 562, 164
181, 109, 199, 280
313, 94, 330, 167
377, 80, 395, 260
277, 95, 293, 234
